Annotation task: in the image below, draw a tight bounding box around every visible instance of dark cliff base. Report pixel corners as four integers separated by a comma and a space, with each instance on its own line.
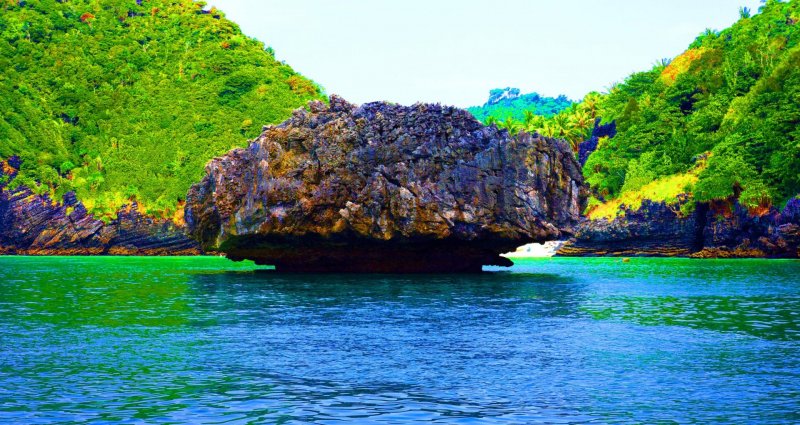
558, 197, 800, 258
1, 157, 200, 256
224, 237, 515, 273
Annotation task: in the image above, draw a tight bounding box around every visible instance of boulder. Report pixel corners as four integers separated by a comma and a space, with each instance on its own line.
186, 96, 586, 272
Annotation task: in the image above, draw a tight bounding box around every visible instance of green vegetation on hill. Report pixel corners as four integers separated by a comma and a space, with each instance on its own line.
467, 88, 573, 123
489, 92, 602, 153
496, 0, 800, 212
586, 0, 800, 210
0, 0, 323, 220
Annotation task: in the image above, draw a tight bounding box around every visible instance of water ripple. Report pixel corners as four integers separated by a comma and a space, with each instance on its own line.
0, 257, 798, 424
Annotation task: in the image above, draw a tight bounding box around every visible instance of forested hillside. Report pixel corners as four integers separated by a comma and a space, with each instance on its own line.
0, 0, 323, 220
4, 0, 798, 225
584, 0, 800, 213
495, 0, 800, 215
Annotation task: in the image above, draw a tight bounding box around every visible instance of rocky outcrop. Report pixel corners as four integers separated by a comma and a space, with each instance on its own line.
556, 197, 700, 257
186, 96, 586, 272
693, 198, 800, 258
558, 196, 800, 258
0, 157, 200, 255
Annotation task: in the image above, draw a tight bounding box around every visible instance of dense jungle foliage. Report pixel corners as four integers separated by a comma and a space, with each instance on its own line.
467, 88, 573, 123
0, 0, 323, 220
3, 0, 798, 223
493, 0, 800, 213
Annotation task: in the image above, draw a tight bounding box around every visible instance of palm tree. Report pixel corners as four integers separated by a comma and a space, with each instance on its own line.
546, 113, 582, 152
568, 110, 594, 140
485, 116, 499, 127
551, 114, 570, 137
701, 28, 718, 40
523, 111, 545, 134
739, 6, 751, 19
523, 110, 536, 129
537, 122, 557, 138
563, 103, 580, 117
499, 117, 522, 136
580, 92, 602, 119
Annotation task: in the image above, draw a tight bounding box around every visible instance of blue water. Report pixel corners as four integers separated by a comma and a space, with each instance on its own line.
0, 256, 799, 424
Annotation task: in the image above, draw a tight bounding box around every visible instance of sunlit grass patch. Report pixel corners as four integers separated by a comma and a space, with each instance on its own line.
587, 172, 698, 221
660, 48, 707, 84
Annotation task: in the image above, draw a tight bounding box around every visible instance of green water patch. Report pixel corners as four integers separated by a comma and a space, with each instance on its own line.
0, 256, 268, 329
581, 294, 800, 340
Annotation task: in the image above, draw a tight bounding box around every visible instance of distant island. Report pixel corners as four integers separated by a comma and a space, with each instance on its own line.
467, 88, 573, 124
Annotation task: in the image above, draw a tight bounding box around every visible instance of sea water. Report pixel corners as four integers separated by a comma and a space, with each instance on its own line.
0, 256, 798, 424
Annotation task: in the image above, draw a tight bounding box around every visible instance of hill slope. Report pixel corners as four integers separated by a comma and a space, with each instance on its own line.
552, 0, 800, 258
582, 0, 800, 211
0, 0, 323, 220
494, 1, 800, 214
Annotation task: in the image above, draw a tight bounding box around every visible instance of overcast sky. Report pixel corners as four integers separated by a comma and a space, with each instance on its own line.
210, 0, 763, 107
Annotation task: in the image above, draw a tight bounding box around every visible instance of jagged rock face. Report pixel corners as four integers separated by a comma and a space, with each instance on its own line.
186, 96, 586, 272
0, 157, 200, 256
696, 199, 800, 258
558, 196, 800, 258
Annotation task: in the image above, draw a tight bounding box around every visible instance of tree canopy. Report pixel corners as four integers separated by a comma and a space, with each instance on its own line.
485, 0, 800, 213
585, 0, 800, 210
0, 0, 323, 220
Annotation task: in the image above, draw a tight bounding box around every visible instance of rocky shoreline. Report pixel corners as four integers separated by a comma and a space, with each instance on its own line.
557, 197, 800, 258
3, 116, 798, 261
0, 157, 200, 256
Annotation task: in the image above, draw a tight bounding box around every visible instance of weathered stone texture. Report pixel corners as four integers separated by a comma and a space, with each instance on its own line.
187, 96, 586, 272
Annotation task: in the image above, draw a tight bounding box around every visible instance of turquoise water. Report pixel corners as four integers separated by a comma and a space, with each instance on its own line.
0, 256, 799, 424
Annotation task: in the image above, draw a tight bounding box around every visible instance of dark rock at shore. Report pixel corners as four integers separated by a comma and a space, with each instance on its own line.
558, 196, 800, 258
696, 199, 800, 258
0, 157, 200, 256
556, 196, 700, 257
186, 96, 586, 272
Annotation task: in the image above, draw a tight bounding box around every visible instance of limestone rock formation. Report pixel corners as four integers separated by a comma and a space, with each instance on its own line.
557, 196, 800, 258
486, 87, 522, 105
186, 96, 586, 272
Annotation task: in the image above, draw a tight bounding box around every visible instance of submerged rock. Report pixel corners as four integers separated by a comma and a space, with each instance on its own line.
186, 96, 586, 272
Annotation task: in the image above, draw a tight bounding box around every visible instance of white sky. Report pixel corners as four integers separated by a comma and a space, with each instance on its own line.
210, 0, 763, 107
